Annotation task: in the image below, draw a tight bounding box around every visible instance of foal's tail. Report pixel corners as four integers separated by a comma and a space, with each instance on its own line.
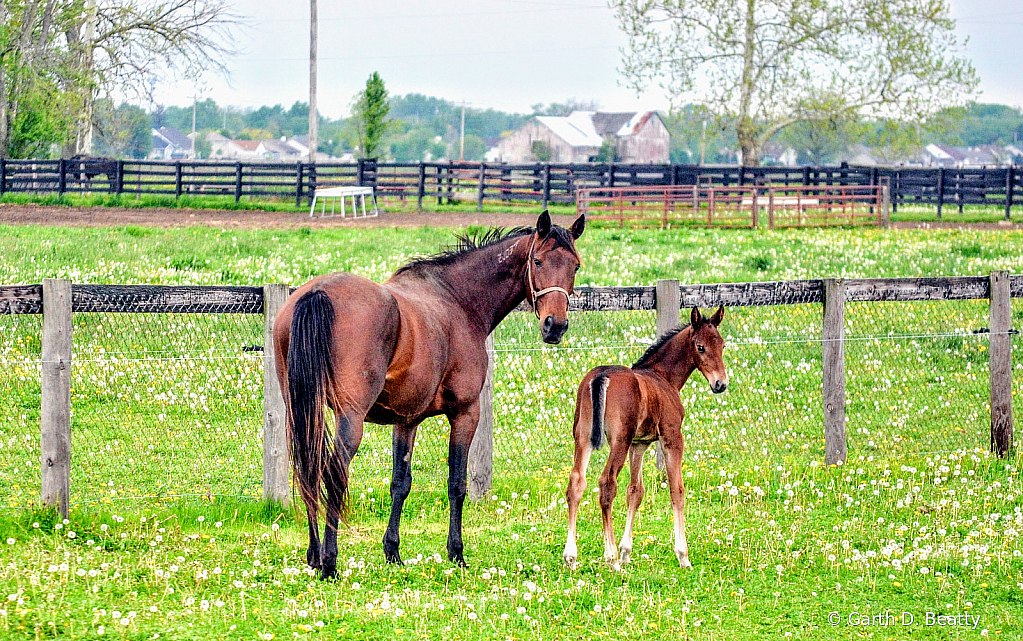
286, 289, 348, 520
590, 374, 609, 450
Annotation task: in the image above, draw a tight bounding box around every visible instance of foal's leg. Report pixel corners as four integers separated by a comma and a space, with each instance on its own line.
320, 410, 365, 580
618, 442, 649, 565
598, 440, 630, 571
446, 402, 481, 565
661, 444, 692, 568
383, 422, 421, 564
562, 443, 592, 569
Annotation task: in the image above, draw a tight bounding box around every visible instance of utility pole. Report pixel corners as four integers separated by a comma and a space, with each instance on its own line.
308, 0, 318, 164
191, 94, 198, 158
459, 100, 470, 161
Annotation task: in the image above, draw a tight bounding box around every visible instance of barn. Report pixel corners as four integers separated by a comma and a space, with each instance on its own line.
494, 110, 669, 163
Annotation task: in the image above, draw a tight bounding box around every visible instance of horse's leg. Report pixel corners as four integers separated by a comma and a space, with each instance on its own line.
598, 439, 630, 571
446, 402, 481, 565
661, 443, 692, 568
383, 422, 421, 564
562, 441, 592, 569
618, 442, 649, 565
320, 409, 365, 580
304, 501, 321, 570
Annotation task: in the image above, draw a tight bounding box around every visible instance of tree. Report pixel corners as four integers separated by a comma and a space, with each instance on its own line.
0, 0, 237, 158
351, 71, 390, 158
94, 100, 152, 158
777, 117, 859, 166
531, 98, 600, 117
613, 0, 977, 166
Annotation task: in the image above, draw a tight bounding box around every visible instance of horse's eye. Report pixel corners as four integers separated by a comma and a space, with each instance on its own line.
574, 264, 580, 272
697, 345, 706, 354
533, 259, 542, 268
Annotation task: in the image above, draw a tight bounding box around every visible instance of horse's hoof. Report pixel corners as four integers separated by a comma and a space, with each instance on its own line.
677, 556, 693, 569
605, 557, 622, 572
384, 551, 404, 565
618, 548, 632, 565
448, 553, 467, 567
319, 566, 338, 581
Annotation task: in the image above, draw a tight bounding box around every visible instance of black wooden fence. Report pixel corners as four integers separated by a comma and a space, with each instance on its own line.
0, 158, 1018, 217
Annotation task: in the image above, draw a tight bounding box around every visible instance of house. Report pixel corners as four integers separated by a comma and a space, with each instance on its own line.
760, 142, 798, 166
150, 127, 193, 159
920, 144, 1018, 168
287, 135, 310, 157
495, 111, 669, 163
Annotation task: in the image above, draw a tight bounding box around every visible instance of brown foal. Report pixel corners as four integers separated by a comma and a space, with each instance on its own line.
563, 306, 727, 571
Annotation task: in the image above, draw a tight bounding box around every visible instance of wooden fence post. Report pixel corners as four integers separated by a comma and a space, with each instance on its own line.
469, 333, 495, 500
234, 162, 243, 202
881, 182, 891, 228
542, 164, 552, 210
989, 271, 1013, 457
1006, 166, 1015, 221
58, 159, 66, 196
115, 161, 124, 195
477, 163, 486, 212
41, 278, 72, 517
936, 168, 945, 219
417, 163, 426, 210
295, 162, 304, 208
654, 279, 681, 471
174, 161, 183, 198
0, 158, 6, 197
822, 278, 847, 465
262, 284, 291, 505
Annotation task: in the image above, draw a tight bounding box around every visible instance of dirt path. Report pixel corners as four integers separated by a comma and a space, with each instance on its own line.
0, 204, 581, 230
1, 204, 1018, 231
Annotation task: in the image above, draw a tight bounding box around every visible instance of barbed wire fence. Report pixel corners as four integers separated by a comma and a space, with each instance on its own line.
0, 277, 1018, 514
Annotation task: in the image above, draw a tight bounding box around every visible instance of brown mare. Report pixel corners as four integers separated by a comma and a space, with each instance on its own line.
563, 306, 727, 571
274, 211, 585, 579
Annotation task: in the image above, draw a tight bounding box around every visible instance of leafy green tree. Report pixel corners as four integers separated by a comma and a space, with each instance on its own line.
531, 99, 600, 117
461, 134, 486, 162
595, 139, 620, 163
351, 72, 390, 158
94, 101, 152, 159
531, 140, 552, 162
613, 0, 977, 166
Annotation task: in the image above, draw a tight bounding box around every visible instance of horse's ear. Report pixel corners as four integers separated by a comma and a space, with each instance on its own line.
690, 306, 704, 328
536, 210, 552, 238
710, 305, 725, 327
570, 214, 586, 239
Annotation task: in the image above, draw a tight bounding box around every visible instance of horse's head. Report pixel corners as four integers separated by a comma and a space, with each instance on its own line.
690, 306, 728, 393
526, 210, 585, 344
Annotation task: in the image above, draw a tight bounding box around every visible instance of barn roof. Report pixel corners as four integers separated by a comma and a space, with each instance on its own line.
535, 112, 603, 148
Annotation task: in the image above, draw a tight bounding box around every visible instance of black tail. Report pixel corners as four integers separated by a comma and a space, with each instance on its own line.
590, 374, 608, 450
286, 290, 347, 520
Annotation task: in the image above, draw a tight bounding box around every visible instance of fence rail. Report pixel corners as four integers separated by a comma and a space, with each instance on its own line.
0, 275, 1016, 515
1, 159, 1017, 218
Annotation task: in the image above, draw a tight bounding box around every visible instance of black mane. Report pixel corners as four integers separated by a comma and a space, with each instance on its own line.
394, 224, 577, 276
632, 324, 690, 369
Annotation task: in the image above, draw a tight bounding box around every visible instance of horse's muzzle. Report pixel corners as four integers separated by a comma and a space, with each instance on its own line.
711, 380, 728, 394
541, 315, 569, 344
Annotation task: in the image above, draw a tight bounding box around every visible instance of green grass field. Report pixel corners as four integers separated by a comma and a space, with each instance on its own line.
0, 223, 1021, 639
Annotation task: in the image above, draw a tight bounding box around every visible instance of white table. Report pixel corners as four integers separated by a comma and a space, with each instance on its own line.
309, 186, 379, 219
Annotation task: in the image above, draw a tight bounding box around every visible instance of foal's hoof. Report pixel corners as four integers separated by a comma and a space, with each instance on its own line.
618, 548, 632, 566
319, 565, 338, 581
677, 555, 693, 569
384, 551, 403, 565
562, 553, 578, 570
605, 557, 622, 573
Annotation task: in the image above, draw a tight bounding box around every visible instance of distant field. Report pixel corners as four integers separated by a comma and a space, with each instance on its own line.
0, 224, 1021, 639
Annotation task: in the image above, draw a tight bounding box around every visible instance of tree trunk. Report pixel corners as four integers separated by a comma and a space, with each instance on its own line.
737, 119, 760, 167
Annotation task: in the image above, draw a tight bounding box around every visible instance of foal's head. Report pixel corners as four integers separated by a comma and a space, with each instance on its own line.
527, 210, 585, 344
690, 306, 728, 394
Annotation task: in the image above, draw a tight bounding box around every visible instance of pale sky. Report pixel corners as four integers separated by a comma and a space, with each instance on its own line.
152, 0, 1023, 118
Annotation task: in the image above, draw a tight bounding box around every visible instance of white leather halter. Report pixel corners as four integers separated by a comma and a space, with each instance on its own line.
525, 233, 574, 320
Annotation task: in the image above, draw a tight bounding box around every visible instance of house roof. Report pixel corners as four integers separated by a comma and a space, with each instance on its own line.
290, 134, 310, 147
231, 140, 261, 151
260, 139, 297, 155
592, 112, 637, 136
535, 112, 603, 148
157, 127, 192, 149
